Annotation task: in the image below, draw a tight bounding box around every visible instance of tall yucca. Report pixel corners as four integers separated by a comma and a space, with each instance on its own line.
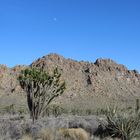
18, 67, 66, 123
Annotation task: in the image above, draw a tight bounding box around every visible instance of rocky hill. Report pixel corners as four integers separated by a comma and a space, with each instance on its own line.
0, 53, 140, 105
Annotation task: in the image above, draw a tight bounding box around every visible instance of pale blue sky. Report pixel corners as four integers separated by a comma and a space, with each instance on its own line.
0, 0, 140, 72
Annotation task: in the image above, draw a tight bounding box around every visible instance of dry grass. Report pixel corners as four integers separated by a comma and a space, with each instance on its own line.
56, 128, 89, 140
38, 128, 54, 140
0, 98, 140, 140
91, 137, 121, 140
21, 134, 33, 140
20, 128, 91, 140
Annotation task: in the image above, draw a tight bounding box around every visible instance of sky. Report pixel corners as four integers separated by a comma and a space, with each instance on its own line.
0, 0, 140, 72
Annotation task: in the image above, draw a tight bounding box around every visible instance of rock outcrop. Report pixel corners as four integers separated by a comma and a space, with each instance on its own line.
0, 53, 140, 102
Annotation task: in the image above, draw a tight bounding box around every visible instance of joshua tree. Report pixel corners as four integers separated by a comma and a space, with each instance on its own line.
18, 67, 66, 122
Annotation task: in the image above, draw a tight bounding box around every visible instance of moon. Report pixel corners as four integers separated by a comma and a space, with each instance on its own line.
53, 17, 57, 21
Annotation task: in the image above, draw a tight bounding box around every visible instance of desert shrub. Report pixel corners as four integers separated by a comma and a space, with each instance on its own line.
100, 108, 140, 140
91, 137, 121, 140
21, 134, 33, 140
18, 106, 28, 116
0, 104, 16, 115
0, 104, 28, 116
56, 128, 89, 140
18, 68, 66, 122
38, 128, 54, 140
44, 104, 65, 117
96, 105, 118, 117
70, 108, 83, 115
85, 109, 94, 115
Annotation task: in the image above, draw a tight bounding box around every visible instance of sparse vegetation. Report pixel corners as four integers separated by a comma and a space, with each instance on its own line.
21, 135, 33, 140
97, 102, 140, 140
56, 128, 89, 140
0, 106, 140, 139
104, 114, 140, 140
0, 104, 28, 116
44, 104, 66, 117
38, 128, 54, 140
0, 56, 140, 139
